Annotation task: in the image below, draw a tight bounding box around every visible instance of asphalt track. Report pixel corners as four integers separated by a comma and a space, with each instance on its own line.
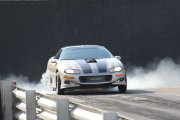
52, 87, 180, 120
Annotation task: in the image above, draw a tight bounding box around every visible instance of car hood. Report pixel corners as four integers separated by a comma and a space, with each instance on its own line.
57, 58, 123, 74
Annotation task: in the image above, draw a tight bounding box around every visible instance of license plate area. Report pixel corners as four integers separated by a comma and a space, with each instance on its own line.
79, 75, 112, 83
88, 76, 105, 81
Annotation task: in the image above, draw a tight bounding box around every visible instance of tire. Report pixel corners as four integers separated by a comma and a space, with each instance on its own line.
118, 85, 127, 93
118, 75, 127, 93
56, 72, 64, 95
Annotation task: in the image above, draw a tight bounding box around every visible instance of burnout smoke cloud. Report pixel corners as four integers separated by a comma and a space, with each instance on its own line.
127, 57, 180, 89
1, 71, 52, 94
1, 57, 180, 91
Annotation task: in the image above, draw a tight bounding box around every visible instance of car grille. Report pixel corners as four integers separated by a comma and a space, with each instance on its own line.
79, 75, 112, 83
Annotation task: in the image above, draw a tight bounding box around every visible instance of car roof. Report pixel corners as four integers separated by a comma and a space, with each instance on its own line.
62, 45, 104, 49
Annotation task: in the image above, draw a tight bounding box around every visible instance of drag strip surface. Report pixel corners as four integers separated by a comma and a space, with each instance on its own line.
52, 87, 180, 120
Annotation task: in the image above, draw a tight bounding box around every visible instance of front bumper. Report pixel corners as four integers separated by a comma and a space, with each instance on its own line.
60, 72, 126, 89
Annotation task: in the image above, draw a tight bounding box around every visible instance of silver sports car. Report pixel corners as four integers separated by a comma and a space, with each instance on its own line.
47, 45, 127, 94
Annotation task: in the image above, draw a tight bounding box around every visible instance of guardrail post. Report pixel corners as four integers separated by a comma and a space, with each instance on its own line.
0, 81, 13, 120
103, 112, 118, 120
26, 90, 36, 120
56, 98, 69, 120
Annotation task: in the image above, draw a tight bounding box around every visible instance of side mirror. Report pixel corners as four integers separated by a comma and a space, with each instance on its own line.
50, 59, 57, 63
115, 56, 121, 60
51, 56, 55, 59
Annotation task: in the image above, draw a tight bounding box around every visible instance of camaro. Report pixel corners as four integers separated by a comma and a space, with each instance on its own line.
47, 45, 127, 94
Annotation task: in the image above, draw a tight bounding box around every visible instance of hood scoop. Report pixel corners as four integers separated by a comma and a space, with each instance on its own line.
85, 58, 97, 63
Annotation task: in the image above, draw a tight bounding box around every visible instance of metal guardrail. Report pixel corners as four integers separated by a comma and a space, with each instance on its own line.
0, 81, 129, 120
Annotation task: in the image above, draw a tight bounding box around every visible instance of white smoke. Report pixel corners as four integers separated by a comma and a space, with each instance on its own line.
1, 57, 180, 92
127, 57, 180, 89
1, 70, 52, 94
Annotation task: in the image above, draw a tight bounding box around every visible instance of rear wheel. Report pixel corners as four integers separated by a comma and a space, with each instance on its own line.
56, 72, 64, 95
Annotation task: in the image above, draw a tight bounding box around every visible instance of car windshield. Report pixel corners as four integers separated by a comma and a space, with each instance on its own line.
60, 47, 114, 60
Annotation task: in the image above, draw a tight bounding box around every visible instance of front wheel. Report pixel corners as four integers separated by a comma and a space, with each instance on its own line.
56, 73, 64, 95
118, 85, 127, 93
118, 75, 127, 93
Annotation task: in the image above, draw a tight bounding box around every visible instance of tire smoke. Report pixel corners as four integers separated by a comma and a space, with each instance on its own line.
0, 70, 52, 94
1, 57, 180, 92
127, 57, 180, 89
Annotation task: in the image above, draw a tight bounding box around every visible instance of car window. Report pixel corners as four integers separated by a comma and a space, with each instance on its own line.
60, 47, 113, 60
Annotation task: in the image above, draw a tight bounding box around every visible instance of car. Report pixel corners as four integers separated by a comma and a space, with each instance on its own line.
47, 45, 127, 94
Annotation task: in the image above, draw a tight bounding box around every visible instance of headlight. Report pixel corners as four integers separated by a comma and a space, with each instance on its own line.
64, 69, 80, 74
110, 66, 123, 72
